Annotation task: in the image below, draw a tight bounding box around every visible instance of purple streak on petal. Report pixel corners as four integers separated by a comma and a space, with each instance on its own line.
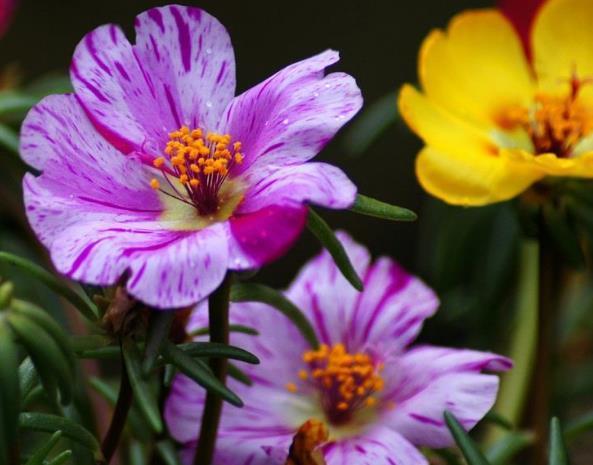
170, 6, 192, 73
216, 60, 228, 84
147, 8, 164, 32
164, 83, 182, 127
409, 413, 444, 427
67, 237, 111, 275
310, 291, 331, 345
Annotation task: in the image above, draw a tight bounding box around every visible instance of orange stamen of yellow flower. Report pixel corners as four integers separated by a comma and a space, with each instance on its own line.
500, 77, 593, 157
288, 343, 384, 425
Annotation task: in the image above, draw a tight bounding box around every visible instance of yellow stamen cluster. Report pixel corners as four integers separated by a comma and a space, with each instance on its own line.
149, 125, 244, 215
502, 92, 593, 157
289, 343, 384, 423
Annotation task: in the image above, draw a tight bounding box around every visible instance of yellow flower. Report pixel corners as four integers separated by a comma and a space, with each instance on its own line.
398, 0, 593, 206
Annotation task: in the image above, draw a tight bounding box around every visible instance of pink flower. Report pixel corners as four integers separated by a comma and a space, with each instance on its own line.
165, 233, 512, 464
20, 5, 361, 308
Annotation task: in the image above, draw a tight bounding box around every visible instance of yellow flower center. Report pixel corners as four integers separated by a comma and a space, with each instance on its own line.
501, 77, 593, 158
286, 343, 385, 426
150, 125, 244, 216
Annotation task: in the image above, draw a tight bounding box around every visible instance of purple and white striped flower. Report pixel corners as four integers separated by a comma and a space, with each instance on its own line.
165, 233, 512, 465
20, 5, 361, 309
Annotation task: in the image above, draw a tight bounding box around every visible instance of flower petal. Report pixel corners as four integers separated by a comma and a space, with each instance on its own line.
25, 184, 229, 308
348, 257, 438, 353
419, 9, 534, 128
382, 346, 512, 448
286, 231, 371, 346
399, 85, 544, 205
323, 427, 428, 465
532, 0, 593, 92
177, 435, 293, 465
287, 232, 437, 353
222, 50, 362, 173
228, 205, 308, 269
71, 5, 235, 154
22, 94, 229, 309
238, 162, 357, 213
134, 6, 236, 131
166, 300, 311, 448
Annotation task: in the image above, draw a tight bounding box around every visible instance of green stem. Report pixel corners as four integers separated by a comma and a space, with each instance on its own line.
531, 234, 558, 465
100, 348, 133, 464
486, 240, 539, 443
193, 273, 233, 465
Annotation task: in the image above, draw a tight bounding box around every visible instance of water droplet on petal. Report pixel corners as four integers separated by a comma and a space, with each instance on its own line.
206, 48, 212, 54
313, 92, 319, 98
206, 101, 213, 108
282, 118, 289, 125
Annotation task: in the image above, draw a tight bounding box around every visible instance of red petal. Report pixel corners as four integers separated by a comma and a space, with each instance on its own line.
499, 0, 546, 59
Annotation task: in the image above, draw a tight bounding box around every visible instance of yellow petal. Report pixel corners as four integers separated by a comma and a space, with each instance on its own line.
419, 9, 534, 129
417, 146, 544, 206
505, 149, 593, 177
532, 0, 593, 95
399, 84, 543, 205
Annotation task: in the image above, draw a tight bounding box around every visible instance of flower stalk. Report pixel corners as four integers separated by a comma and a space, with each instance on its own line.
487, 239, 539, 441
194, 272, 233, 465
531, 229, 560, 465
100, 348, 133, 464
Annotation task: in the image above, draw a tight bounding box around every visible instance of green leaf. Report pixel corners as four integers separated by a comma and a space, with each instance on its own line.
122, 338, 163, 434
0, 91, 38, 116
549, 417, 570, 465
444, 411, 491, 465
143, 312, 175, 375
19, 357, 39, 402
19, 413, 100, 455
175, 342, 259, 365
22, 385, 45, 408
307, 208, 363, 291
189, 324, 259, 337
228, 363, 252, 386
0, 252, 98, 321
0, 320, 20, 462
164, 364, 177, 387
483, 411, 513, 431
485, 431, 534, 465
45, 450, 73, 465
0, 123, 19, 155
71, 335, 118, 359
12, 299, 76, 370
161, 341, 242, 407
0, 281, 13, 309
129, 441, 146, 465
24, 430, 63, 465
351, 194, 417, 222
8, 313, 73, 405
230, 282, 319, 349
342, 92, 398, 156
156, 440, 183, 465
565, 411, 593, 440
